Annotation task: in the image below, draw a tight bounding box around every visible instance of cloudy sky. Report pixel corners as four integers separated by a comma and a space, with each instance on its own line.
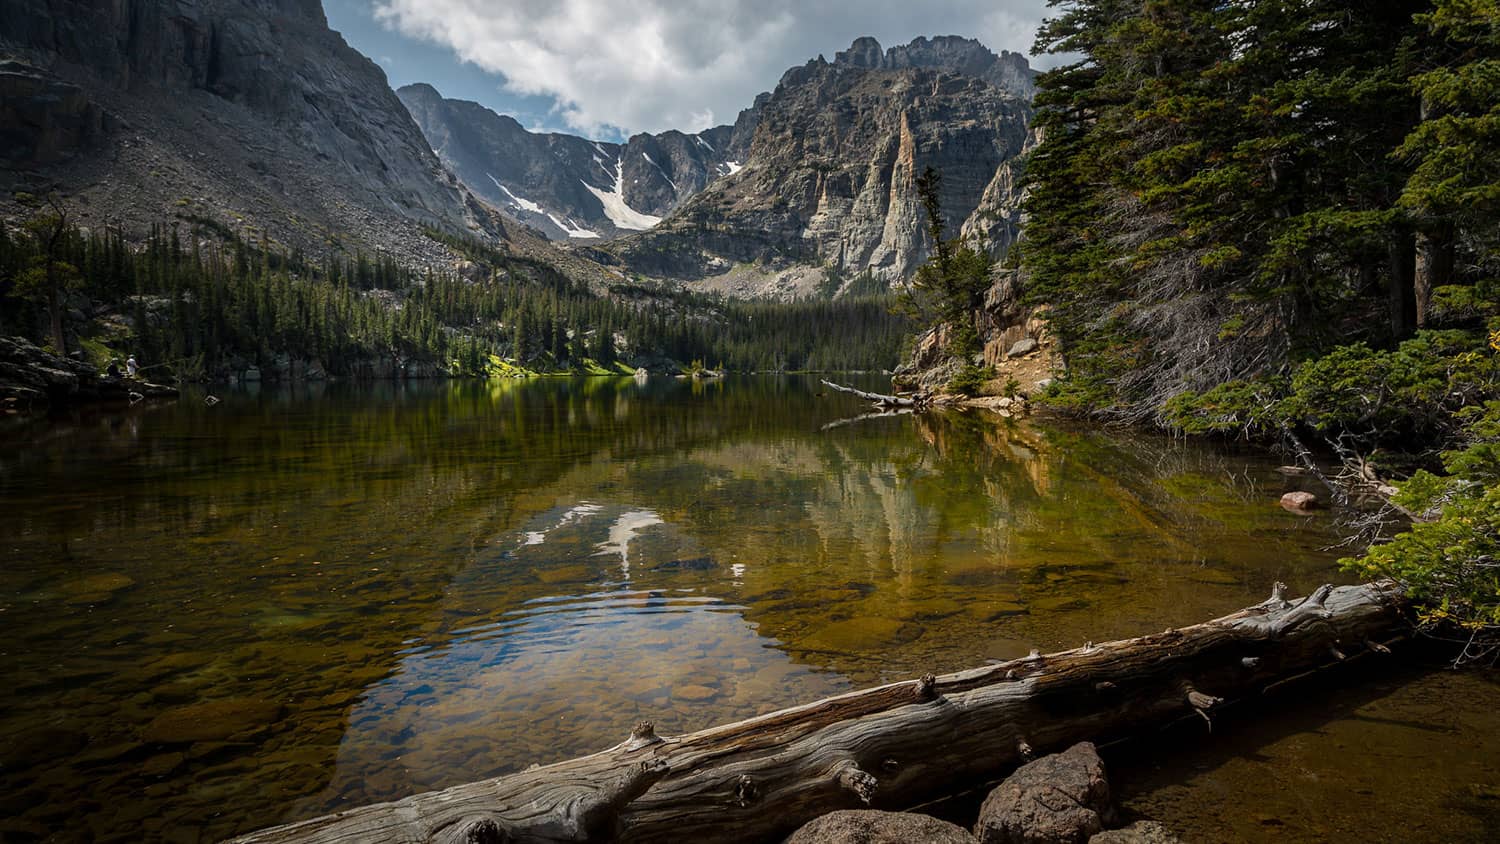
324, 0, 1058, 141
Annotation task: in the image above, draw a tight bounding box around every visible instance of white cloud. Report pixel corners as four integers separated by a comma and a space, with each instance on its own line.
373, 0, 1056, 136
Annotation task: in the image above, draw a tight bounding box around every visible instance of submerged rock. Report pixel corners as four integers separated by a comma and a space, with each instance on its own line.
1089, 821, 1184, 844
975, 742, 1116, 844
143, 698, 284, 744
3, 726, 89, 769
786, 809, 977, 843
1031, 596, 1090, 613
60, 572, 136, 596
652, 556, 717, 572
672, 684, 721, 702
1280, 491, 1319, 513
800, 617, 925, 653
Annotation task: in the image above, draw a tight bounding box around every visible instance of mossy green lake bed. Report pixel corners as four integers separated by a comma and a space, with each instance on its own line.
1, 376, 1495, 842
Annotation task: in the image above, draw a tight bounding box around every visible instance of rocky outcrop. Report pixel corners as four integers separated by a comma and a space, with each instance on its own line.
602, 37, 1033, 297
785, 810, 978, 843
0, 60, 110, 168
839, 34, 1037, 99
0, 0, 519, 268
397, 83, 757, 242
974, 742, 1118, 844
0, 334, 176, 412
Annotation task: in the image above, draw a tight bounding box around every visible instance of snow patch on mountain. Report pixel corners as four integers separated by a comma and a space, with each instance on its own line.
548, 213, 600, 239
490, 176, 545, 214
583, 157, 662, 231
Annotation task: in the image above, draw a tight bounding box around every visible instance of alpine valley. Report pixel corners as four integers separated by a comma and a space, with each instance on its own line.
0, 0, 1040, 386
1, 1, 1037, 299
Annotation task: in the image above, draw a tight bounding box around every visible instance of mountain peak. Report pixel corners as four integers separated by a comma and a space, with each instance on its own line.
835, 37, 885, 68
397, 82, 442, 99
830, 35, 1035, 98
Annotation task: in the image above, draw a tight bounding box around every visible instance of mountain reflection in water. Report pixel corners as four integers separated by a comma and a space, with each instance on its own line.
5, 376, 1481, 843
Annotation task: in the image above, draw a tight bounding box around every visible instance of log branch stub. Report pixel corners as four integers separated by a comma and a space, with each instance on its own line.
463, 819, 508, 844
1267, 581, 1291, 609
1017, 739, 1035, 760
624, 721, 663, 751
1365, 638, 1392, 655
1243, 582, 1337, 638
1186, 688, 1223, 710
833, 760, 879, 805
734, 775, 759, 808
915, 673, 938, 700
1185, 686, 1224, 733
1094, 680, 1117, 692
1329, 644, 1347, 661
1241, 657, 1262, 670
578, 759, 670, 839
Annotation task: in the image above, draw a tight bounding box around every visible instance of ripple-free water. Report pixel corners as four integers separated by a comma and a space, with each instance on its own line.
1, 376, 1494, 842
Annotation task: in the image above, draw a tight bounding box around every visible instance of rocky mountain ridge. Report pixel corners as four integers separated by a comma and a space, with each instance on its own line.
599, 37, 1035, 298
395, 35, 1035, 299
398, 83, 759, 242
0, 0, 534, 269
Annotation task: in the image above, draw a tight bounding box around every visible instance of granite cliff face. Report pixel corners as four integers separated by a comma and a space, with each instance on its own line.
0, 0, 514, 266
603, 37, 1035, 297
398, 83, 757, 242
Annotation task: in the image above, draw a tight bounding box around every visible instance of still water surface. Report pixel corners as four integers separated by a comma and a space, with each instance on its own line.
1, 376, 1495, 842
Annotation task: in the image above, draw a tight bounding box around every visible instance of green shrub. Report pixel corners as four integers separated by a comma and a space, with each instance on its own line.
947, 363, 993, 396
1336, 381, 1500, 636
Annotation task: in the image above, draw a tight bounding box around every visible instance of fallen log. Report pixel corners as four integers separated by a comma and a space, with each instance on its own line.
820, 378, 923, 408
227, 580, 1404, 844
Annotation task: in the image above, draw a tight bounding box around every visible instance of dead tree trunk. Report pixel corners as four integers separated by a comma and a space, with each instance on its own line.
227, 581, 1404, 844
821, 379, 923, 408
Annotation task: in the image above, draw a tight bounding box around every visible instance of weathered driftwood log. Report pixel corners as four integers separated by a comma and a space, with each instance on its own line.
227, 580, 1403, 844
820, 379, 923, 408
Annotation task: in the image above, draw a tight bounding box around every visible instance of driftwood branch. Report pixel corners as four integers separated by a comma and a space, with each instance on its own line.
820, 379, 924, 409
819, 409, 914, 431
227, 580, 1404, 844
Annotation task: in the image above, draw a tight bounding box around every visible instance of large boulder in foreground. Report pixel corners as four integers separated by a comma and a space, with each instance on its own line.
975, 742, 1116, 844
785, 810, 977, 843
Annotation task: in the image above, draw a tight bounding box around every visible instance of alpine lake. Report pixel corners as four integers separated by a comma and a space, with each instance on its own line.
2, 375, 1496, 843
